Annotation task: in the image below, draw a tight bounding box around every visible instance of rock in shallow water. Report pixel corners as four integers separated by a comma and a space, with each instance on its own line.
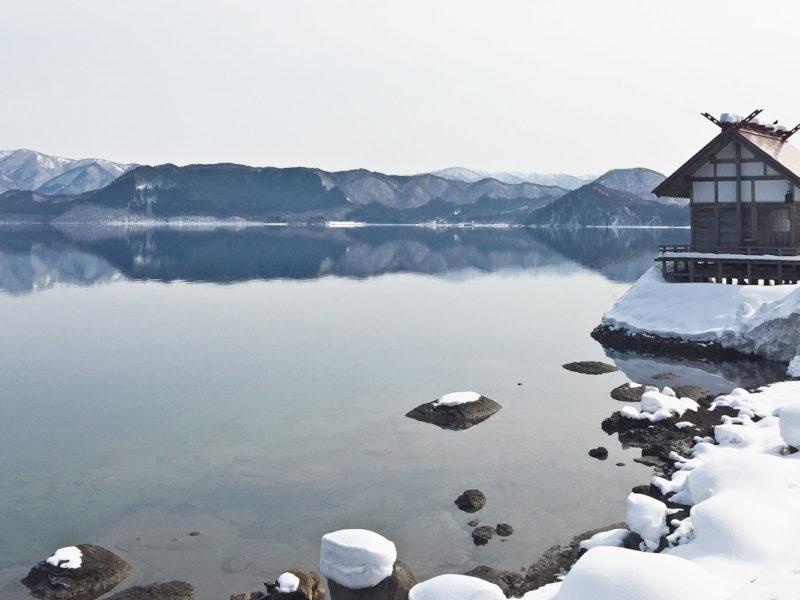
21, 544, 131, 600
327, 561, 416, 600
266, 569, 325, 600
589, 446, 609, 460
496, 523, 513, 537
105, 581, 194, 600
471, 526, 496, 546
405, 395, 501, 429
454, 489, 486, 513
610, 383, 646, 402
562, 361, 619, 375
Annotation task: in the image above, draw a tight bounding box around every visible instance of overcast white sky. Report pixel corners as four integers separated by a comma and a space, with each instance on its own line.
2, 0, 799, 176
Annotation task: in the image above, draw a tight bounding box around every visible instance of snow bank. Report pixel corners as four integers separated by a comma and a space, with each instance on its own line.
602, 266, 800, 367
276, 572, 300, 593
433, 391, 480, 407
542, 382, 800, 600
46, 546, 82, 569
553, 546, 725, 600
319, 529, 396, 589
408, 574, 505, 600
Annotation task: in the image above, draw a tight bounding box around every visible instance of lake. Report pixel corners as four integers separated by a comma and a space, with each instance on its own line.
0, 225, 777, 599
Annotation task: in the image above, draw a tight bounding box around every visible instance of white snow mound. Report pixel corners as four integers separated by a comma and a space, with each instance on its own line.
46, 546, 82, 569
409, 574, 505, 600
626, 493, 668, 551
320, 529, 397, 589
277, 572, 300, 593
434, 391, 481, 407
779, 402, 800, 448
552, 546, 725, 600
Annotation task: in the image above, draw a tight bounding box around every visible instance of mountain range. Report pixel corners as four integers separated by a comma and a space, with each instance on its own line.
0, 149, 136, 195
0, 150, 688, 226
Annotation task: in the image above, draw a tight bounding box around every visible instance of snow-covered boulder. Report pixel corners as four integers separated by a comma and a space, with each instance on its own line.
406, 392, 501, 429
626, 493, 668, 551
21, 544, 131, 600
409, 574, 505, 600
779, 402, 800, 448
266, 569, 326, 600
320, 529, 397, 589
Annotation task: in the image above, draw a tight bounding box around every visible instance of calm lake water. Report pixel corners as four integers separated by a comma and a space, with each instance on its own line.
0, 225, 778, 599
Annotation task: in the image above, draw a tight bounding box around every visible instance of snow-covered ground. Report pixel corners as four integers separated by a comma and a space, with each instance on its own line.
516, 383, 800, 599
601, 266, 800, 368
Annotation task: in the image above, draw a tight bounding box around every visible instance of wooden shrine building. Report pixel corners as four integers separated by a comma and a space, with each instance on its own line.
654, 109, 800, 284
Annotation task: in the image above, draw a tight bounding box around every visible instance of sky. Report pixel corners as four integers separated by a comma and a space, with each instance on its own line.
2, 0, 800, 176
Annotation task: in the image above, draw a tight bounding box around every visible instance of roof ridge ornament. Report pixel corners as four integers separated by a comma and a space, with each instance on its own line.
701, 109, 763, 130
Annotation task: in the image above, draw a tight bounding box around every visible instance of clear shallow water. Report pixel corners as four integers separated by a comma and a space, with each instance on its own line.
1, 225, 761, 600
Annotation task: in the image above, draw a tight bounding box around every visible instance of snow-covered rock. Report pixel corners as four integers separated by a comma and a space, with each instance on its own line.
601, 266, 800, 370
320, 529, 397, 589
277, 572, 300, 593
626, 493, 668, 551
433, 391, 480, 407
578, 528, 628, 551
408, 574, 505, 600
46, 546, 82, 569
778, 402, 800, 448
619, 387, 699, 422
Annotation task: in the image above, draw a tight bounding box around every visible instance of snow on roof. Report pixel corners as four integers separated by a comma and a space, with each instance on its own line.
46, 546, 82, 569
408, 574, 506, 600
434, 391, 480, 407
319, 529, 397, 589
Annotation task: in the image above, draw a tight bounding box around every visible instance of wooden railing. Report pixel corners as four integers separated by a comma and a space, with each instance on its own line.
658, 245, 799, 256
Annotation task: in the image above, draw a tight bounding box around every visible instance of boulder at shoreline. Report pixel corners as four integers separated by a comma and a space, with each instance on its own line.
562, 361, 619, 375
21, 544, 131, 600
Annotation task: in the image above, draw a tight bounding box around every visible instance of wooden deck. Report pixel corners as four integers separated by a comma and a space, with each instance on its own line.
656, 245, 800, 284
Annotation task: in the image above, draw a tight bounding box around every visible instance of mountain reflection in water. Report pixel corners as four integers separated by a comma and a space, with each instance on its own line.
0, 225, 690, 294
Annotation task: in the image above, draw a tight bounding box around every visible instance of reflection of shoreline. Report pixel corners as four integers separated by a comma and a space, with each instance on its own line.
603, 348, 788, 395
0, 226, 690, 294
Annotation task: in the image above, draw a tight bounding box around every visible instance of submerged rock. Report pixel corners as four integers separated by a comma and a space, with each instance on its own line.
562, 361, 619, 375
651, 372, 679, 379
471, 526, 496, 546
105, 581, 194, 600
454, 489, 486, 513
588, 447, 609, 460
266, 569, 325, 600
496, 523, 514, 537
610, 383, 646, 402
405, 394, 501, 429
327, 561, 416, 600
21, 544, 131, 600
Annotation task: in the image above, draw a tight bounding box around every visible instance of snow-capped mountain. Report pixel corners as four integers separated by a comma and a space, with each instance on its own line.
0, 149, 136, 194
430, 167, 595, 190
593, 168, 687, 206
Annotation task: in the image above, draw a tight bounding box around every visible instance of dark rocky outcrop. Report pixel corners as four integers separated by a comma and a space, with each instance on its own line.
21, 544, 131, 600
326, 561, 415, 600
588, 447, 609, 460
105, 581, 194, 600
405, 396, 501, 429
471, 526, 496, 546
265, 569, 325, 600
454, 489, 486, 513
562, 361, 619, 375
496, 524, 513, 537
672, 385, 710, 400
591, 324, 749, 361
